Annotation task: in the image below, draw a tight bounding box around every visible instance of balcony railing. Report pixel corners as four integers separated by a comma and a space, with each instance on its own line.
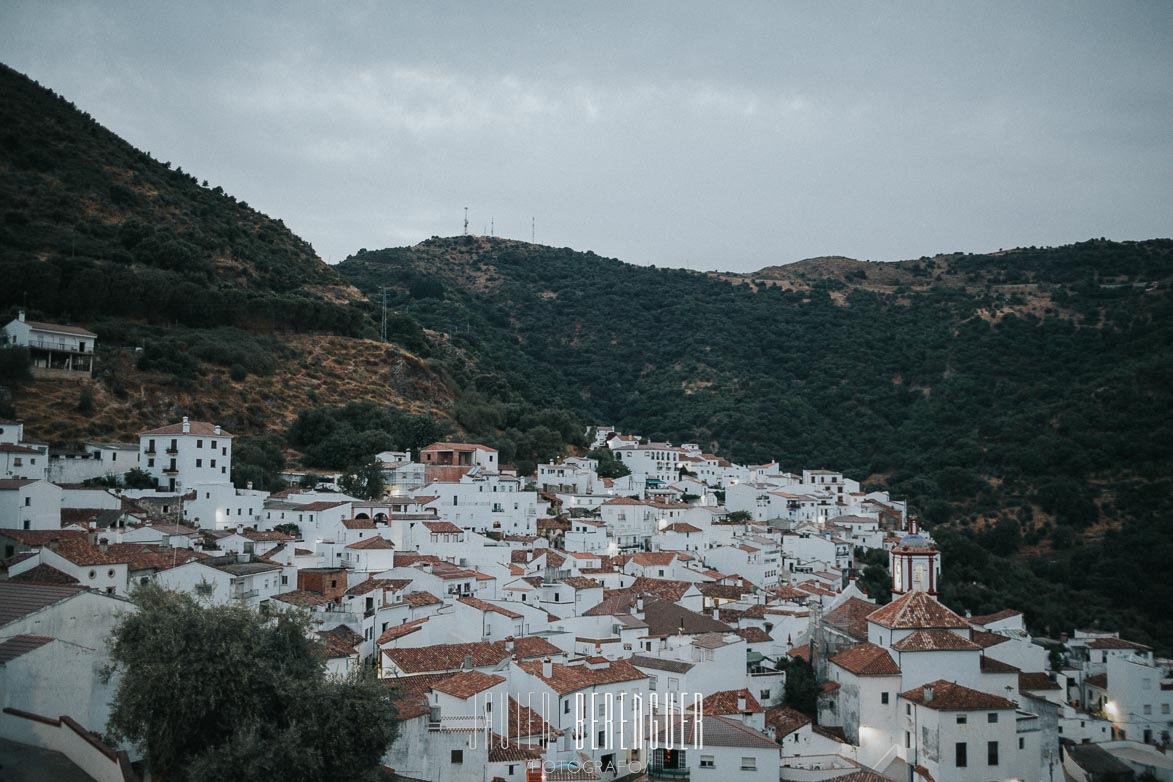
27, 339, 88, 353
234, 589, 259, 600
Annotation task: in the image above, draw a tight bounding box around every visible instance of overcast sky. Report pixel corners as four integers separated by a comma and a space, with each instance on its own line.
2, 2, 1170, 272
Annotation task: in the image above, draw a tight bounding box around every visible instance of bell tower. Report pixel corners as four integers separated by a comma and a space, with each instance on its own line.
889, 516, 941, 595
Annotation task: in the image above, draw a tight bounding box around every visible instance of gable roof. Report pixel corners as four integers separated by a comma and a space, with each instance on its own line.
866, 591, 969, 630
695, 688, 764, 715
655, 713, 779, 750
0, 634, 55, 664
890, 629, 981, 652
139, 421, 232, 437
764, 705, 812, 738
643, 599, 732, 636
383, 642, 511, 674
20, 319, 97, 337
0, 582, 83, 627
345, 536, 395, 550
900, 680, 1018, 711
430, 670, 506, 699
458, 596, 523, 619
8, 563, 80, 585
830, 643, 902, 676
517, 658, 647, 695
823, 596, 876, 641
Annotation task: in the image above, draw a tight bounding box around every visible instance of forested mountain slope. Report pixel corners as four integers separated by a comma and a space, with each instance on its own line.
339, 235, 1173, 649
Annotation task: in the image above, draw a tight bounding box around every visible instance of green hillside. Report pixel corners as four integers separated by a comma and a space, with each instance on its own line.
338, 235, 1173, 650
0, 63, 368, 335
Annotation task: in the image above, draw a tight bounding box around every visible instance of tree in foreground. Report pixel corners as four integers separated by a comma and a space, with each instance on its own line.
104, 584, 397, 782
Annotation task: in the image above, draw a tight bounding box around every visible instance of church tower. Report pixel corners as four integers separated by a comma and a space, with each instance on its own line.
889, 516, 941, 595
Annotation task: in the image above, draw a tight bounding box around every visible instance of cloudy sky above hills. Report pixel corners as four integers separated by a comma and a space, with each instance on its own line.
2, 2, 1170, 271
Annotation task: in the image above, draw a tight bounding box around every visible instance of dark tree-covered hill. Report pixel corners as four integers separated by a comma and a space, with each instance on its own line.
0, 63, 369, 335
339, 235, 1173, 650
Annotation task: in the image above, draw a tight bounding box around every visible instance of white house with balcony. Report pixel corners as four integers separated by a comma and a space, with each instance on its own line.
138, 417, 233, 493
1, 310, 97, 379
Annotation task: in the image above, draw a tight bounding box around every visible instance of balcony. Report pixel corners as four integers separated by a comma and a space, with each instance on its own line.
144, 448, 156, 455
27, 338, 88, 353
162, 467, 179, 475
165, 448, 179, 455
234, 589, 259, 600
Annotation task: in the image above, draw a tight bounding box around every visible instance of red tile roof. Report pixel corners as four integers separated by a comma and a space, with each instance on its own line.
735, 627, 772, 644
695, 688, 764, 715
422, 521, 463, 534
764, 705, 812, 738
517, 658, 647, 695
383, 642, 511, 674
890, 629, 981, 652
430, 670, 506, 699
458, 596, 523, 619
866, 591, 968, 630
1086, 637, 1150, 650
345, 536, 395, 550
830, 643, 902, 676
901, 680, 1017, 711
272, 590, 332, 608
21, 319, 96, 337
1018, 672, 1061, 691
970, 629, 1012, 649
968, 609, 1022, 626
8, 563, 79, 585
402, 591, 443, 607
509, 636, 563, 660
377, 618, 429, 645
139, 421, 232, 437
979, 656, 1020, 673
0, 634, 56, 663
823, 596, 876, 641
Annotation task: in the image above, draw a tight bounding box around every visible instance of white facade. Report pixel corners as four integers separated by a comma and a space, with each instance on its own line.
138, 417, 233, 493
0, 479, 62, 530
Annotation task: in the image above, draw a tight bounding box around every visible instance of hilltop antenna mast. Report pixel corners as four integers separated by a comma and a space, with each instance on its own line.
379, 287, 388, 342
490, 217, 494, 237
531, 217, 535, 244
463, 207, 469, 236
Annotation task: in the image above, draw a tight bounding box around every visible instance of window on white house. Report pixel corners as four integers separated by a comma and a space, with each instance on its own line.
700, 756, 715, 768
740, 757, 756, 770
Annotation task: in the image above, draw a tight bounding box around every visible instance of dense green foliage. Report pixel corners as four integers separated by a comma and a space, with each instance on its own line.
339, 236, 1173, 650
105, 585, 397, 781
0, 64, 370, 337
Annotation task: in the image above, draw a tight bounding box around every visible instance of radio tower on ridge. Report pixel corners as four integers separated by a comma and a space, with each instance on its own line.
463, 207, 469, 236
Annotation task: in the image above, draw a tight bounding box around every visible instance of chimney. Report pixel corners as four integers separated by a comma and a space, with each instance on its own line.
182, 416, 191, 434
505, 637, 515, 653
923, 685, 934, 703
17, 309, 25, 322
737, 694, 747, 711
1059, 632, 1069, 644
542, 657, 553, 678
246, 481, 253, 490
766, 725, 777, 741
98, 537, 109, 553
713, 608, 720, 623
636, 596, 644, 613
236, 523, 243, 535
214, 424, 221, 435
965, 609, 972, 619
462, 654, 473, 671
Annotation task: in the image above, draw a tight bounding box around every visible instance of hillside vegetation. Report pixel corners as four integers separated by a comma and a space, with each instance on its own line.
0, 64, 368, 335
339, 235, 1173, 650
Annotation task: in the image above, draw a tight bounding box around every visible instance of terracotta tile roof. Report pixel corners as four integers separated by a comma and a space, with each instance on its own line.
1018, 671, 1061, 691
866, 591, 968, 630
1085, 672, 1107, 689
517, 658, 646, 695
772, 584, 808, 602
272, 590, 332, 608
900, 680, 1018, 711
487, 736, 544, 763
8, 563, 79, 585
823, 597, 876, 641
831, 772, 893, 782
0, 583, 84, 626
382, 672, 458, 719
697, 583, 751, 601
345, 536, 395, 550
44, 539, 121, 566
0, 529, 87, 546
0, 479, 39, 490
0, 443, 41, 455
430, 670, 506, 699
421, 442, 497, 453
602, 497, 645, 506
504, 695, 563, 739
629, 576, 694, 602
140, 421, 232, 437
891, 629, 981, 652
422, 520, 464, 534
104, 544, 207, 572
509, 636, 562, 659
694, 688, 764, 715
560, 577, 602, 590
1086, 637, 1150, 650
383, 642, 510, 674
735, 627, 772, 644
377, 618, 429, 645
979, 656, 1020, 673
346, 578, 413, 596
402, 591, 443, 607
830, 643, 902, 676
395, 553, 441, 567
458, 596, 523, 619
342, 518, 376, 529
968, 609, 1022, 626
643, 599, 733, 636
21, 319, 96, 337
242, 530, 294, 542
764, 705, 812, 738
969, 628, 1012, 648
0, 634, 55, 664
630, 655, 694, 674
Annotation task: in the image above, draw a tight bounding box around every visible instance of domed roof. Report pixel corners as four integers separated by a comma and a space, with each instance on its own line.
895, 532, 935, 551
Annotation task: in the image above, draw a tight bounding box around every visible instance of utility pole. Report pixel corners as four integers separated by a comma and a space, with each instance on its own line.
463, 207, 469, 236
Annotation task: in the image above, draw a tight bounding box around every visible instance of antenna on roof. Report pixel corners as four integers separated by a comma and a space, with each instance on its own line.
463, 207, 469, 236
